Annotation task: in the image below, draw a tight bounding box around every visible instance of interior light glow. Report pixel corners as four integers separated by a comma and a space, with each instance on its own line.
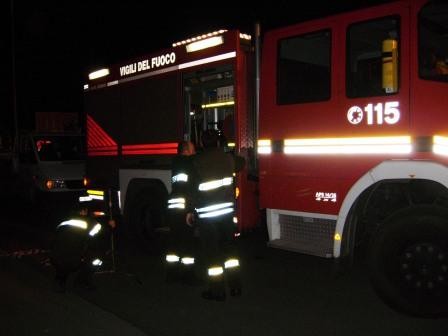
284, 136, 412, 154
186, 36, 224, 53
257, 139, 272, 154
88, 68, 110, 80
201, 101, 234, 109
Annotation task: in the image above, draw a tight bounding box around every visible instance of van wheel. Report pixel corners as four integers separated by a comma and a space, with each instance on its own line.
368, 205, 448, 317
124, 189, 167, 252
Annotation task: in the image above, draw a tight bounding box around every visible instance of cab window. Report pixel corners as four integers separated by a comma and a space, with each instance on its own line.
346, 17, 400, 97
419, 1, 448, 82
277, 30, 331, 105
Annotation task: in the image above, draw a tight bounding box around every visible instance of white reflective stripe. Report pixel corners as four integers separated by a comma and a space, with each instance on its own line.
79, 195, 93, 202
224, 259, 239, 269
168, 198, 185, 204
208, 266, 224, 276
92, 258, 103, 266
172, 173, 188, 183
89, 223, 102, 237
89, 195, 104, 201
196, 202, 233, 213
198, 177, 233, 191
168, 203, 185, 209
198, 207, 234, 218
58, 219, 88, 230
166, 254, 180, 263
181, 257, 195, 265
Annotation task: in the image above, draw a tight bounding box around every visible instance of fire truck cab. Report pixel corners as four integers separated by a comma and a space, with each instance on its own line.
258, 0, 448, 317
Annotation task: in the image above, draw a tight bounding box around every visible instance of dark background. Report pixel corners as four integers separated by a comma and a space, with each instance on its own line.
0, 0, 392, 134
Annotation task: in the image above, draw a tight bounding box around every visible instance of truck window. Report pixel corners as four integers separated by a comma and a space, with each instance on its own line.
184, 66, 235, 150
277, 30, 331, 105
418, 1, 448, 82
346, 16, 400, 97
35, 136, 85, 161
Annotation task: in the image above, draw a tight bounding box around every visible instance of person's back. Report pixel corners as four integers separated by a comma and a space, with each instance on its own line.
191, 129, 245, 301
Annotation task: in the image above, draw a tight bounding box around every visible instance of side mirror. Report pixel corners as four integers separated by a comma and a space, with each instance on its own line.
382, 39, 398, 94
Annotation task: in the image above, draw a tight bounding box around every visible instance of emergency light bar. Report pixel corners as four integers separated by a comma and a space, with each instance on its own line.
172, 30, 227, 47
186, 36, 224, 53
88, 68, 110, 80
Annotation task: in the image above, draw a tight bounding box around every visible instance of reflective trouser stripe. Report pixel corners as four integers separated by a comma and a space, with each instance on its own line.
166, 254, 180, 263
181, 257, 195, 265
92, 258, 103, 266
208, 266, 224, 276
224, 259, 239, 269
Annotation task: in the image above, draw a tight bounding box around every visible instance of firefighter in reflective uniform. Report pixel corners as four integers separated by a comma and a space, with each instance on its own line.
50, 214, 104, 292
190, 129, 245, 301
165, 140, 197, 283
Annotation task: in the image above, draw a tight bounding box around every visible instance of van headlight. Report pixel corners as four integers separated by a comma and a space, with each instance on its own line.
45, 179, 66, 190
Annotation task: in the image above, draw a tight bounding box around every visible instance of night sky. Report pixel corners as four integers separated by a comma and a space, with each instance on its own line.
1, 0, 392, 134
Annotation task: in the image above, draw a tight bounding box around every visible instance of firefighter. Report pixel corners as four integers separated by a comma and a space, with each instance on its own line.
50, 213, 104, 293
190, 129, 245, 301
165, 140, 198, 284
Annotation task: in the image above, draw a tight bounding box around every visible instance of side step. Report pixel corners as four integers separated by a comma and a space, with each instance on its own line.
268, 239, 333, 258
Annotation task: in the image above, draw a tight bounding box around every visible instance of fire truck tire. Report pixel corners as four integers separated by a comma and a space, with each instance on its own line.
368, 205, 448, 317
124, 189, 166, 251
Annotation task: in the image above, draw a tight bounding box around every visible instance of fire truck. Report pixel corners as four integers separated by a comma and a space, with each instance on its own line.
82, 0, 447, 317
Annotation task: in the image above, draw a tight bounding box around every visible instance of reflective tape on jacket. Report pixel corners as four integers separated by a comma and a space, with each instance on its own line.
197, 202, 234, 218
172, 173, 188, 183
57, 219, 88, 230
88, 223, 102, 237
198, 177, 233, 191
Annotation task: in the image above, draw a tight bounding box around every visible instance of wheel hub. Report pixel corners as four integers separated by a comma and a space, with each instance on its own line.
399, 243, 447, 293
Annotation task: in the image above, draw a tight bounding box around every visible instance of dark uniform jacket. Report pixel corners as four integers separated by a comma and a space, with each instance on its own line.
192, 148, 245, 217
51, 218, 102, 271
168, 155, 196, 213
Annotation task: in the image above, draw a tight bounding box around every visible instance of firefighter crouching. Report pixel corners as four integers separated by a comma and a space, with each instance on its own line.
190, 129, 245, 301
50, 211, 105, 292
165, 140, 198, 284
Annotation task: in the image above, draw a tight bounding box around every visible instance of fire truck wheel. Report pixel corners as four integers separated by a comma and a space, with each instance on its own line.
124, 190, 165, 250
368, 205, 448, 317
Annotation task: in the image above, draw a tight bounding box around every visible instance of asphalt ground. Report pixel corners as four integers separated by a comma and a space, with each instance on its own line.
3, 227, 446, 336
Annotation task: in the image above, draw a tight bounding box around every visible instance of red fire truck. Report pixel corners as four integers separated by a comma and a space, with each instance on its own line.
82, 0, 447, 316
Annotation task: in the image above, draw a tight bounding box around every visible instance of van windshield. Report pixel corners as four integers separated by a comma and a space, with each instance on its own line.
34, 135, 85, 161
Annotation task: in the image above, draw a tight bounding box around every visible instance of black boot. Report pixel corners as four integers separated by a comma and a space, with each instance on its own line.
165, 263, 181, 284
226, 267, 242, 297
202, 274, 226, 301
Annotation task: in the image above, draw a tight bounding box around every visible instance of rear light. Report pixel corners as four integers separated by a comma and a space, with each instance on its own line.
83, 177, 90, 187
